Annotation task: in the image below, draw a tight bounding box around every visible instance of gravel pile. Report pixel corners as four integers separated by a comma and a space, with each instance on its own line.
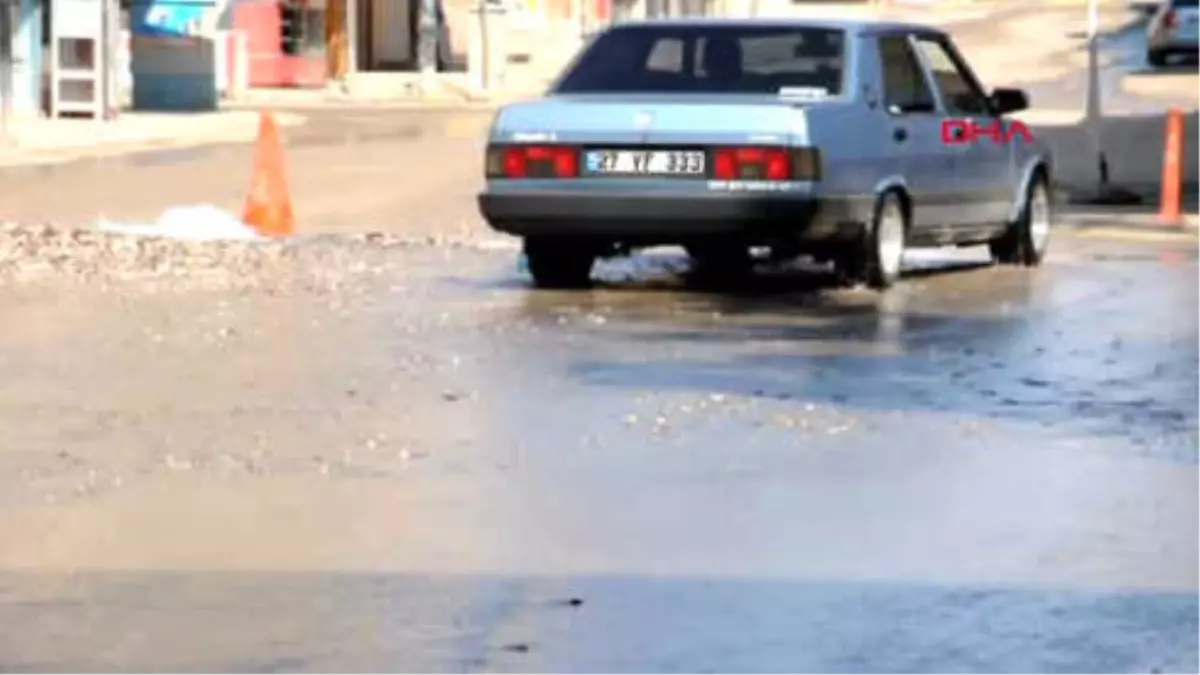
0, 223, 506, 292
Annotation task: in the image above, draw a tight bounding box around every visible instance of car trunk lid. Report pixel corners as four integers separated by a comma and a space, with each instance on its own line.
493, 94, 822, 146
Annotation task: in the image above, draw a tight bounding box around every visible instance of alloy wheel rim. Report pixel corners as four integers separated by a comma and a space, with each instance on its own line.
1029, 183, 1051, 254
878, 202, 905, 278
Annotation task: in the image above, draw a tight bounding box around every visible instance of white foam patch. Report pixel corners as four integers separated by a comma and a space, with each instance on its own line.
95, 204, 265, 242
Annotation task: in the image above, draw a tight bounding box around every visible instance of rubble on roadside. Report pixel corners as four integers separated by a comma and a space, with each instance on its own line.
0, 222, 513, 292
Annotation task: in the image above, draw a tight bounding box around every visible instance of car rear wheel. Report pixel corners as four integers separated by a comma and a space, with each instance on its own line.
990, 174, 1051, 267
840, 192, 906, 290
523, 237, 596, 289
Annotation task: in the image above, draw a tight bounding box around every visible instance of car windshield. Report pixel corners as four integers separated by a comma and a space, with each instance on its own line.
553, 24, 847, 95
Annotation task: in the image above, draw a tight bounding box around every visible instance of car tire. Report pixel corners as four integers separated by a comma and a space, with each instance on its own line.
841, 192, 906, 290
990, 174, 1052, 267
1148, 48, 1169, 67
524, 237, 596, 289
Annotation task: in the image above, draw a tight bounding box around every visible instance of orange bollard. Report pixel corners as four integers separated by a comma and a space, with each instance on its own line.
242, 110, 295, 238
1158, 107, 1184, 225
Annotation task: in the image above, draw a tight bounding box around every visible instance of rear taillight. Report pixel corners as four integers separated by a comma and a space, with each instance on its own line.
486, 144, 579, 179
1165, 9, 1178, 28
712, 146, 821, 182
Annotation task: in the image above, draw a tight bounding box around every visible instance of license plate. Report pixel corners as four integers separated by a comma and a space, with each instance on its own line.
584, 150, 706, 176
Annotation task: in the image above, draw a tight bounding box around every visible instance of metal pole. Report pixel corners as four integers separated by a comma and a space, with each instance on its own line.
1069, 0, 1142, 205
1084, 0, 1106, 186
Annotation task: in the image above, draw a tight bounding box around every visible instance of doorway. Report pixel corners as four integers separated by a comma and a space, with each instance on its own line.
355, 0, 462, 71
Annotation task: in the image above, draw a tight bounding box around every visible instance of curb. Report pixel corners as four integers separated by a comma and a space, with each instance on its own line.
1061, 226, 1199, 243
1060, 223, 1200, 239
222, 98, 499, 112
1058, 212, 1200, 242
0, 114, 310, 169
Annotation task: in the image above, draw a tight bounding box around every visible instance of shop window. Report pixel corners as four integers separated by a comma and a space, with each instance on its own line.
280, 0, 325, 57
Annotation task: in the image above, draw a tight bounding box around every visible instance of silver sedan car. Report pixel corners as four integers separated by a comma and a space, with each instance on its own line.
1148, 0, 1199, 66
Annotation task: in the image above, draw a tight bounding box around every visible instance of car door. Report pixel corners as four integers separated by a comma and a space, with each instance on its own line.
876, 33, 956, 235
912, 33, 1015, 227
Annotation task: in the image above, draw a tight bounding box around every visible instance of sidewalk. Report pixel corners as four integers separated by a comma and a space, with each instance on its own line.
222, 81, 498, 112
0, 111, 307, 168
1059, 208, 1200, 243
767, 0, 1000, 24
942, 0, 1143, 88
1122, 70, 1200, 105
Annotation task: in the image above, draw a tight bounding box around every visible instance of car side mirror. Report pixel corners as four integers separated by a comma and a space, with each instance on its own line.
990, 87, 1029, 115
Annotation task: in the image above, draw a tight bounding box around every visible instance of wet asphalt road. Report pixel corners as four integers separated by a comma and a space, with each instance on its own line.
0, 235, 1195, 672
0, 7, 1196, 670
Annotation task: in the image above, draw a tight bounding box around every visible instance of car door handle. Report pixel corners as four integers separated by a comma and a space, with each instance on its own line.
893, 127, 908, 143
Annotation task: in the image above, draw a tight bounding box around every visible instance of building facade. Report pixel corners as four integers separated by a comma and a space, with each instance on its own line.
225, 0, 612, 87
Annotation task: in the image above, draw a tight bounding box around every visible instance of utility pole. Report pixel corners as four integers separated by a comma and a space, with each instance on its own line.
1084, 0, 1104, 185
1074, 0, 1142, 204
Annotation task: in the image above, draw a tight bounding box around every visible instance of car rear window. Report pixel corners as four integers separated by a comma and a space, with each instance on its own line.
553, 24, 847, 95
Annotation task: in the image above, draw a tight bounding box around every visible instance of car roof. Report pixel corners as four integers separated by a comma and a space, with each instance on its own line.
608, 16, 946, 35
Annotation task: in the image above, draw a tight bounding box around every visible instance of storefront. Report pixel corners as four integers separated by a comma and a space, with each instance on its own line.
229, 0, 453, 86
225, 0, 622, 89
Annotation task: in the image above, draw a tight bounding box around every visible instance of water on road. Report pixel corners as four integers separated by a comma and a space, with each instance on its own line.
0, 236, 1194, 672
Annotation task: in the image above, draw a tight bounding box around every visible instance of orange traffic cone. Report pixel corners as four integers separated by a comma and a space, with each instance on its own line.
243, 110, 295, 238
1157, 107, 1185, 226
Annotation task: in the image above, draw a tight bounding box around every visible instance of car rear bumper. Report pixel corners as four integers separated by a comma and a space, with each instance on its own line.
1150, 30, 1199, 50
477, 191, 869, 242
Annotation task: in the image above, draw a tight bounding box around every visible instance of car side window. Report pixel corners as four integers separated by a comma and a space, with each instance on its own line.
554, 26, 848, 94
645, 38, 685, 73
878, 35, 935, 113
913, 36, 991, 115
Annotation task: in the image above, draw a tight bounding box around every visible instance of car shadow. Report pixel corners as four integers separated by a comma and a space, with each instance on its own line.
446, 248, 997, 298
595, 254, 994, 293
